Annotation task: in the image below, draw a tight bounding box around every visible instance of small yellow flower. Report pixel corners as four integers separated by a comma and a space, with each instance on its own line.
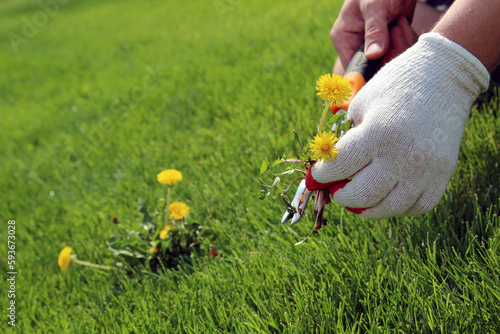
160, 225, 173, 239
309, 131, 339, 163
157, 169, 183, 186
169, 202, 190, 220
315, 73, 352, 103
58, 246, 73, 272
150, 246, 159, 254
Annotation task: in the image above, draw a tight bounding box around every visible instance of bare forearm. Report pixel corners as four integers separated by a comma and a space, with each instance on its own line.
432, 0, 500, 72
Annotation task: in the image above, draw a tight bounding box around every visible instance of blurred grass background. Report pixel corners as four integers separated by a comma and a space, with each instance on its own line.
0, 0, 499, 332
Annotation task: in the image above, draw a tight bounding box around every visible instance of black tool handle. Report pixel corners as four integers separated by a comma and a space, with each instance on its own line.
344, 43, 382, 82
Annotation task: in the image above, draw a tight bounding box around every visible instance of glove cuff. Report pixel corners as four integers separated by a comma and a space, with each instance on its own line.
419, 32, 490, 93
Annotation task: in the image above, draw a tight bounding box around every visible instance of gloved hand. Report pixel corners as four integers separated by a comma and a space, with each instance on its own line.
306, 33, 490, 219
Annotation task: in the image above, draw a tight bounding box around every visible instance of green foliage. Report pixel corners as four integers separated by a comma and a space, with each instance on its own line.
258, 146, 307, 204
105, 195, 215, 272
328, 111, 352, 137
259, 123, 316, 203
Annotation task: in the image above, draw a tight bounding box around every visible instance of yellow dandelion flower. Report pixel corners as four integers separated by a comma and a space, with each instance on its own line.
315, 73, 352, 103
309, 131, 339, 163
150, 246, 159, 254
169, 202, 190, 220
160, 225, 173, 239
157, 169, 183, 186
58, 246, 73, 272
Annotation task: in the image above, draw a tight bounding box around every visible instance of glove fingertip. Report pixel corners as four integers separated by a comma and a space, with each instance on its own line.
328, 179, 350, 197
305, 167, 342, 191
305, 168, 321, 191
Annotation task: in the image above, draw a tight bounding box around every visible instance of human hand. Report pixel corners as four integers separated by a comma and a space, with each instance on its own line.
306, 33, 490, 219
331, 0, 417, 69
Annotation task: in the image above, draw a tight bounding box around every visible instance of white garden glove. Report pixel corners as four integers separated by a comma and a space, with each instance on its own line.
306, 32, 490, 219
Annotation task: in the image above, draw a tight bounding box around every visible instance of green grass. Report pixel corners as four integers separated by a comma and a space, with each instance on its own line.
1, 0, 499, 332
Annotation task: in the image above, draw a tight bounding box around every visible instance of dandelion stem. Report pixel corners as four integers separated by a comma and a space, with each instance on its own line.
71, 256, 115, 271
164, 186, 172, 227
318, 100, 331, 134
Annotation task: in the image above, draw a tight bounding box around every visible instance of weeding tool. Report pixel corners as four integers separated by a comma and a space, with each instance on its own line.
281, 44, 381, 227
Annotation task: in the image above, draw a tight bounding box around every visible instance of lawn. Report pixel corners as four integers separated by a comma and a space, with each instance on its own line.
1, 0, 499, 332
